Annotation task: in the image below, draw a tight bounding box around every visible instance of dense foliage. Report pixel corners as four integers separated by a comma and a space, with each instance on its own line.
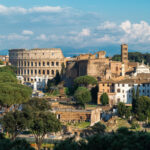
1, 111, 27, 140
135, 96, 150, 121
100, 93, 109, 106
117, 102, 131, 119
0, 136, 34, 150
23, 98, 61, 150
74, 87, 92, 107
74, 75, 97, 88
55, 128, 150, 150
112, 52, 150, 64
0, 83, 32, 109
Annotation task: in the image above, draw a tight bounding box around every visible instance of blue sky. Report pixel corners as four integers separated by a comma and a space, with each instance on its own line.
0, 0, 150, 56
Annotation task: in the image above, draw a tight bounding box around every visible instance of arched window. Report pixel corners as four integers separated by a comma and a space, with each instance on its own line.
51, 70, 54, 75
51, 62, 54, 66
56, 62, 59, 66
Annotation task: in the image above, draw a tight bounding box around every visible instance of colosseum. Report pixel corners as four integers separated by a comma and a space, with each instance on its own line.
9, 48, 65, 89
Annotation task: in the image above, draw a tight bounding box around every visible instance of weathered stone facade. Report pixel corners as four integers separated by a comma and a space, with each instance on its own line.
55, 107, 101, 126
9, 48, 65, 83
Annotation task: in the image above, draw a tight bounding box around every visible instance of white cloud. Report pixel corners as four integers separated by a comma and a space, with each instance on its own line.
22, 30, 34, 35
120, 20, 132, 34
29, 6, 62, 13
97, 21, 117, 30
0, 5, 64, 15
0, 5, 27, 15
7, 34, 29, 40
36, 34, 48, 41
79, 28, 90, 36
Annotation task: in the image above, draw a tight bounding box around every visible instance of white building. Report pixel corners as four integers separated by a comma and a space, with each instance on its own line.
115, 79, 150, 104
98, 78, 150, 105
133, 61, 150, 76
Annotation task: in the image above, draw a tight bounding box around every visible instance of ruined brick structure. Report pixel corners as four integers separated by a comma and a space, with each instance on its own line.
55, 107, 101, 126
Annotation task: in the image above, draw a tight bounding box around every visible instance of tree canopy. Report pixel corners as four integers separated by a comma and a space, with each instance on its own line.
112, 52, 150, 65
135, 96, 150, 121
55, 128, 150, 150
100, 93, 109, 106
74, 75, 97, 87
74, 87, 91, 107
0, 83, 32, 108
1, 110, 27, 140
23, 98, 61, 150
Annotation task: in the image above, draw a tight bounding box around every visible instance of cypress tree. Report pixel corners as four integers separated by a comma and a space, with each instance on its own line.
136, 86, 140, 99
132, 88, 136, 113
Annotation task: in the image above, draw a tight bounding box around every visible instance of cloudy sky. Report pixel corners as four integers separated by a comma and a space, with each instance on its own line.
0, 0, 150, 56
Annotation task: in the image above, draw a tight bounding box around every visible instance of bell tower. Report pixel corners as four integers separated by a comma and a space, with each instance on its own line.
121, 44, 128, 63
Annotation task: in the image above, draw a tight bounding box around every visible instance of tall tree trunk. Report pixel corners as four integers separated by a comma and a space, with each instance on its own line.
36, 138, 42, 150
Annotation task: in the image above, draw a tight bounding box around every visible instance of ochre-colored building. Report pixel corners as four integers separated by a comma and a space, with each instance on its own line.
9, 48, 65, 83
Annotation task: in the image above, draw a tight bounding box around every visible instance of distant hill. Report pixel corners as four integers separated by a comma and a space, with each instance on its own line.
0, 50, 8, 55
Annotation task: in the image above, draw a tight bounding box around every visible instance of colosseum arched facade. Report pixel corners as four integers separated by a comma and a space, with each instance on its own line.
9, 48, 65, 87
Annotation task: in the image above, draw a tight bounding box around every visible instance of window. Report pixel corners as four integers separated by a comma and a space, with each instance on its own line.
47, 70, 49, 75
24, 70, 26, 74
56, 70, 59, 73
122, 84, 125, 87
39, 70, 41, 74
47, 62, 49, 66
51, 62, 54, 66
35, 70, 37, 74
31, 62, 33, 66
56, 62, 59, 66
43, 62, 45, 66
51, 70, 54, 75
43, 70, 45, 74
39, 62, 41, 66
24, 61, 26, 66
28, 62, 30, 66
117, 89, 120, 93
35, 62, 37, 66
28, 70, 29, 75
31, 70, 33, 74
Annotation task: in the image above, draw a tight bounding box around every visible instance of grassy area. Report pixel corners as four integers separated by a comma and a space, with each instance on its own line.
86, 104, 97, 108
45, 90, 60, 97
74, 122, 90, 129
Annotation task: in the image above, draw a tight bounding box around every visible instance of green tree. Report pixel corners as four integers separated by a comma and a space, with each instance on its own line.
125, 107, 132, 119
132, 88, 136, 113
0, 83, 32, 112
100, 93, 109, 106
0, 135, 34, 150
0, 72, 17, 83
90, 86, 98, 104
0, 66, 16, 77
74, 75, 97, 88
61, 62, 66, 76
23, 97, 51, 112
23, 98, 61, 150
136, 86, 140, 99
91, 122, 106, 134
117, 102, 126, 118
29, 112, 61, 150
136, 96, 150, 121
1, 111, 27, 140
54, 72, 61, 85
74, 87, 91, 107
